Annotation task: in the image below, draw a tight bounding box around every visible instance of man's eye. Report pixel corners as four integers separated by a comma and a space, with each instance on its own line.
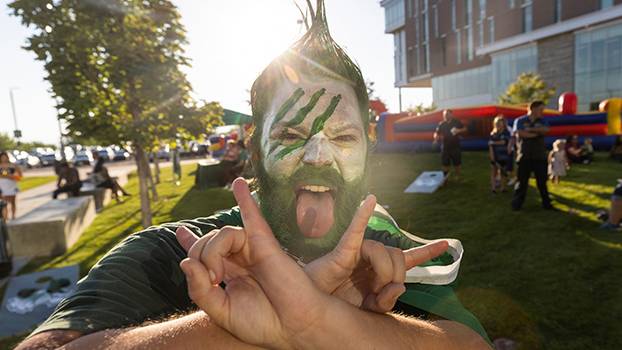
333, 135, 357, 143
281, 132, 301, 141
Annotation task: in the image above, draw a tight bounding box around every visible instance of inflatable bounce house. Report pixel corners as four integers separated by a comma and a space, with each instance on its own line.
376, 93, 622, 152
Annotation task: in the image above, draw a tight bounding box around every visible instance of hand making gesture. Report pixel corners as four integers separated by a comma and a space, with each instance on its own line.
176, 178, 448, 349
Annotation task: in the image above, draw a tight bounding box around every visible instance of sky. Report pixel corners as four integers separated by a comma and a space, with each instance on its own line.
0, 0, 432, 145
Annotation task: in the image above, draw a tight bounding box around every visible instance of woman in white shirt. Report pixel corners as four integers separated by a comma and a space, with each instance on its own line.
0, 151, 22, 220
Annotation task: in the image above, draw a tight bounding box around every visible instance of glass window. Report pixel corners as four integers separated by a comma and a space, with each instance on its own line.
431, 66, 492, 107
451, 0, 456, 31
384, 0, 405, 31
601, 0, 614, 9
554, 0, 562, 23
434, 5, 439, 38
491, 44, 538, 99
394, 30, 407, 84
575, 22, 622, 111
522, 0, 533, 33
509, 0, 515, 9
479, 20, 485, 48
468, 27, 474, 60
464, 0, 472, 26
479, 0, 486, 19
456, 29, 462, 64
488, 17, 495, 44
423, 0, 430, 71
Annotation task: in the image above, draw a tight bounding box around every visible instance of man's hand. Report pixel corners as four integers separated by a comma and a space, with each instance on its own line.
304, 195, 448, 313
177, 178, 337, 349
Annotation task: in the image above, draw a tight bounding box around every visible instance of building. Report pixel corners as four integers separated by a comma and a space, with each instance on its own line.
381, 0, 622, 111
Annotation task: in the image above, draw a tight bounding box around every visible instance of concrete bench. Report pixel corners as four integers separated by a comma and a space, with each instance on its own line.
79, 175, 129, 211
7, 197, 96, 258
79, 182, 110, 212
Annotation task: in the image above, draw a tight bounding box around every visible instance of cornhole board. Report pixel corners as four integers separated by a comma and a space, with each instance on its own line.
0, 265, 79, 337
404, 171, 445, 193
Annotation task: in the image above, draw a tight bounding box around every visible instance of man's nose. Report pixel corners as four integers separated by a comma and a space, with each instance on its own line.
302, 133, 333, 167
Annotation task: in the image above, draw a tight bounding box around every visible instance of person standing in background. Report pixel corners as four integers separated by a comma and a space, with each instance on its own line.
434, 109, 467, 180
511, 101, 554, 211
488, 116, 512, 193
548, 139, 569, 184
0, 151, 22, 220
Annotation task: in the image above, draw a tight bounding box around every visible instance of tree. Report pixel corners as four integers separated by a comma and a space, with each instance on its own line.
407, 103, 437, 115
0, 133, 17, 151
498, 72, 556, 106
10, 0, 222, 227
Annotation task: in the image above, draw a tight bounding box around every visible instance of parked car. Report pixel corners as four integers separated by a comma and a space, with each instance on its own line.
37, 152, 57, 167
113, 148, 130, 161
96, 147, 115, 161
73, 151, 93, 166
9, 150, 40, 168
149, 146, 170, 162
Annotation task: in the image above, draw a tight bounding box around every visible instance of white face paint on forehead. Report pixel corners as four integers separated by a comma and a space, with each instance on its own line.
260, 77, 367, 183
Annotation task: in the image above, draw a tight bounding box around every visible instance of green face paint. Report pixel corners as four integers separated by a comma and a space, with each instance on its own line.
308, 94, 342, 138
275, 139, 306, 160
270, 91, 342, 160
286, 88, 326, 127
272, 88, 305, 125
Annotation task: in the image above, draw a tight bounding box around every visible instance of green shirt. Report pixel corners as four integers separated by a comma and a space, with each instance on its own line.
32, 207, 490, 343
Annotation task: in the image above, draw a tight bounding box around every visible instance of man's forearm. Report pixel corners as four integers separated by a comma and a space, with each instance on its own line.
301, 299, 490, 350
59, 312, 263, 350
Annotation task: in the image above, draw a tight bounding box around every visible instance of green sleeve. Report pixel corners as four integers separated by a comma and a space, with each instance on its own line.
30, 212, 241, 337
399, 284, 491, 344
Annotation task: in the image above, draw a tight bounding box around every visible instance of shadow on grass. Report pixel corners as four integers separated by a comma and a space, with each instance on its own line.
170, 185, 236, 221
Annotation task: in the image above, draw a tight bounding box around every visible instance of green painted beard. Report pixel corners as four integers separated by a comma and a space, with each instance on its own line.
256, 163, 367, 262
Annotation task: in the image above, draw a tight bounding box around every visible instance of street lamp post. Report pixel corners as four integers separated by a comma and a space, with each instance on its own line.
9, 88, 22, 144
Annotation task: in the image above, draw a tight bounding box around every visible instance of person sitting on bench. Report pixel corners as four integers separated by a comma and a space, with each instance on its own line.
90, 151, 130, 202
52, 161, 82, 199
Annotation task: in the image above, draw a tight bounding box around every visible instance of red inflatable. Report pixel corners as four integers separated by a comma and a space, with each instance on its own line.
559, 92, 578, 115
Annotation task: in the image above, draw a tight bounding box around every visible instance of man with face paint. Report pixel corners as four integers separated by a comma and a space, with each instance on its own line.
17, 2, 491, 349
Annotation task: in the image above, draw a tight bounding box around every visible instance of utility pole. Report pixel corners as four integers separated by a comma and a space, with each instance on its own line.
9, 88, 22, 144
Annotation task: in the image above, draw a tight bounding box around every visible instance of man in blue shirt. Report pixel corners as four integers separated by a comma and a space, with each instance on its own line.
511, 101, 554, 210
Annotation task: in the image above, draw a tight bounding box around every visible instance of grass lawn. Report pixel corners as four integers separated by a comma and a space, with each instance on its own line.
18, 176, 56, 192
2, 152, 621, 349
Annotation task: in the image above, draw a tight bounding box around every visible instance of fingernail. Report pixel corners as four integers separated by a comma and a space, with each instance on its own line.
208, 269, 216, 284
180, 260, 193, 278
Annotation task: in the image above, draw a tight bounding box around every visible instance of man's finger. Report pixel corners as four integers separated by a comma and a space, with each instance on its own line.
372, 283, 406, 313
360, 240, 393, 293
202, 226, 247, 285
231, 178, 274, 238
187, 229, 218, 262
335, 195, 377, 254
179, 258, 229, 327
404, 240, 449, 269
386, 247, 406, 284
361, 283, 405, 313
175, 226, 200, 252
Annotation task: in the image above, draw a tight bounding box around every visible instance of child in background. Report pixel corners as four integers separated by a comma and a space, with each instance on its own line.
548, 139, 568, 184
581, 138, 594, 164
488, 116, 512, 193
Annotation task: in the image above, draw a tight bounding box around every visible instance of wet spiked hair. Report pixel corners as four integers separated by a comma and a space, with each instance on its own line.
250, 0, 369, 137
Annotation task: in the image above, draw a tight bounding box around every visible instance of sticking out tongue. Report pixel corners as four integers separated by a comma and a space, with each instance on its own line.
296, 191, 335, 238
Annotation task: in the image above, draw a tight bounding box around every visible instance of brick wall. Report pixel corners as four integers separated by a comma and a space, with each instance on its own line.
537, 33, 575, 108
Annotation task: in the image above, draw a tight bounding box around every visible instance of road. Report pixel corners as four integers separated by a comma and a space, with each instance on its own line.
14, 158, 202, 219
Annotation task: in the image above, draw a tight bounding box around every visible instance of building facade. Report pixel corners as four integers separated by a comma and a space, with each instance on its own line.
381, 0, 622, 111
